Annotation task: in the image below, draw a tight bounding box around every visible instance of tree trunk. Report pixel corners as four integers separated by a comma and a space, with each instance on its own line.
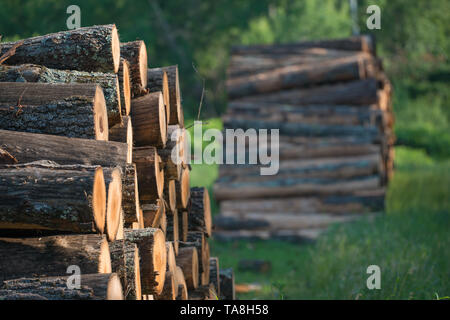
123, 228, 166, 296
120, 41, 148, 96
238, 78, 379, 106
0, 24, 120, 73
131, 92, 167, 148
161, 65, 183, 126
0, 82, 108, 141
175, 168, 190, 209
121, 164, 140, 226
0, 129, 129, 166
209, 257, 220, 297
0, 273, 123, 300
0, 162, 107, 235
219, 268, 235, 300
133, 147, 164, 203
118, 58, 131, 116
188, 187, 212, 237
0, 234, 111, 281
147, 67, 170, 123
109, 239, 142, 300
227, 55, 377, 99
0, 64, 122, 126
177, 246, 199, 289
166, 209, 179, 255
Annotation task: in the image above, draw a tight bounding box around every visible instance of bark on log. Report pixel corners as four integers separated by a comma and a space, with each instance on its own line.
133, 147, 164, 203
177, 246, 199, 289
0, 82, 108, 141
238, 79, 379, 106
121, 164, 140, 226
227, 55, 377, 99
0, 162, 107, 235
180, 232, 207, 274
0, 147, 17, 164
0, 24, 120, 73
0, 234, 111, 282
158, 127, 183, 180
0, 129, 129, 166
166, 209, 179, 255
156, 271, 176, 300
219, 268, 235, 300
200, 240, 210, 286
108, 116, 133, 156
123, 228, 166, 295
175, 168, 190, 209
131, 92, 167, 148
118, 58, 131, 116
120, 41, 148, 96
0, 273, 123, 300
164, 179, 177, 212
180, 210, 188, 242
109, 239, 142, 300
209, 257, 220, 297
0, 64, 122, 126
161, 65, 183, 126
147, 68, 170, 123
214, 175, 381, 201
188, 284, 217, 300
175, 266, 188, 300
231, 35, 374, 55
188, 187, 212, 237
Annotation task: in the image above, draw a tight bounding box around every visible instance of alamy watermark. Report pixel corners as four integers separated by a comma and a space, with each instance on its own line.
366, 265, 381, 289
66, 5, 81, 29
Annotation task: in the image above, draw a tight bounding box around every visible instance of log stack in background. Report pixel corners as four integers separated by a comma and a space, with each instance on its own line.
0, 24, 226, 300
214, 35, 395, 242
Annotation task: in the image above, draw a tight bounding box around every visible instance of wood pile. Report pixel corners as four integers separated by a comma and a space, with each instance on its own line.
0, 25, 226, 300
214, 35, 395, 242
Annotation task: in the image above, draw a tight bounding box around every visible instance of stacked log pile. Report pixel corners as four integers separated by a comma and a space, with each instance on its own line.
214, 35, 395, 242
0, 25, 226, 300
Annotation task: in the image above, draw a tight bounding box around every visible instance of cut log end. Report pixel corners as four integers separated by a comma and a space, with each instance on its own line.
153, 228, 167, 295
139, 44, 148, 89
133, 245, 142, 300
156, 154, 165, 199
177, 168, 190, 209
106, 167, 122, 241
162, 71, 170, 123
158, 92, 168, 147
93, 167, 107, 234
203, 188, 212, 237
111, 26, 121, 73
120, 59, 131, 116
106, 273, 125, 300
99, 237, 113, 273
94, 86, 109, 141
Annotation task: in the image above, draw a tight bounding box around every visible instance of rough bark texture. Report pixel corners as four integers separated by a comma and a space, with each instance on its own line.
0, 82, 108, 141
200, 240, 210, 286
188, 284, 217, 300
177, 246, 199, 289
109, 239, 141, 300
131, 92, 167, 148
166, 209, 179, 255
0, 234, 111, 281
158, 139, 182, 180
209, 257, 220, 297
0, 273, 123, 300
120, 41, 147, 96
161, 65, 184, 126
219, 268, 235, 300
181, 232, 206, 274
121, 164, 140, 226
133, 147, 164, 203
188, 187, 212, 237
147, 68, 170, 123
0, 24, 120, 73
180, 210, 188, 242
156, 271, 175, 300
0, 162, 106, 234
0, 129, 128, 166
0, 64, 121, 126
174, 266, 188, 300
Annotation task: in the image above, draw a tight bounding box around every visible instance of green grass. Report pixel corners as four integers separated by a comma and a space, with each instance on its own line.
191, 146, 450, 300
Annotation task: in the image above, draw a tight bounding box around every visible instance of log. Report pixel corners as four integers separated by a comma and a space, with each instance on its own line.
200, 240, 210, 286
116, 209, 125, 240
103, 167, 123, 242
0, 147, 17, 164
0, 234, 111, 282
209, 257, 220, 297
181, 232, 207, 275
131, 92, 167, 148
175, 168, 190, 209
109, 239, 142, 300
161, 65, 183, 126
120, 41, 147, 97
0, 64, 122, 126
118, 58, 131, 116
121, 164, 140, 226
160, 208, 167, 235
0, 24, 120, 73
174, 266, 188, 300
227, 55, 377, 98
133, 147, 164, 203
0, 273, 123, 300
156, 271, 176, 300
238, 79, 379, 106
141, 200, 165, 228
166, 242, 177, 276
231, 35, 374, 55
214, 175, 381, 201
158, 127, 183, 180
0, 162, 107, 235
166, 209, 179, 255
0, 82, 108, 141
123, 228, 166, 295
179, 210, 188, 242
219, 268, 235, 300
188, 187, 212, 237
147, 68, 170, 123
188, 284, 217, 300
164, 179, 177, 212
177, 246, 199, 289
0, 129, 130, 166
108, 116, 133, 163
